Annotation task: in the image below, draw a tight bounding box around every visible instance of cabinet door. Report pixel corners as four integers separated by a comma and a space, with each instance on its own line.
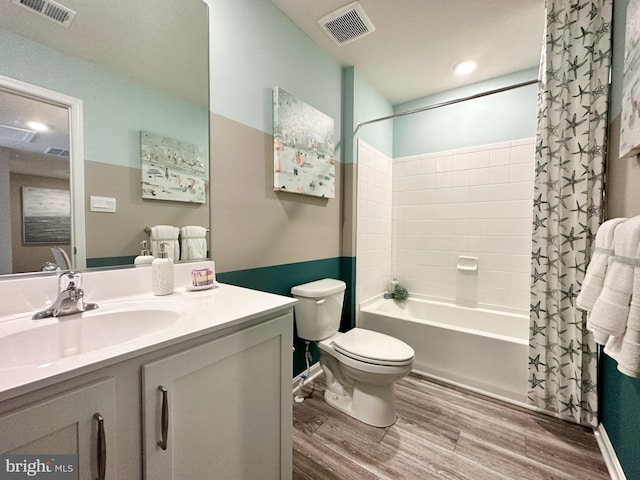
0, 378, 116, 480
143, 314, 293, 480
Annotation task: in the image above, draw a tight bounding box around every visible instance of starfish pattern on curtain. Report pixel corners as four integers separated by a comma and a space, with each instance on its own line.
529, 0, 612, 426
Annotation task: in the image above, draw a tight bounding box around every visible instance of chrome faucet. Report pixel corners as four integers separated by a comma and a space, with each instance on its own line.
32, 271, 99, 320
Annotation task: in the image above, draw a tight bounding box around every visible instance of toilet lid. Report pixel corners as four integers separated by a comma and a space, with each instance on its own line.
332, 328, 414, 366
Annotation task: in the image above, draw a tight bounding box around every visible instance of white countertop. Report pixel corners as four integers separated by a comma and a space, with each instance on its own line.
0, 262, 297, 402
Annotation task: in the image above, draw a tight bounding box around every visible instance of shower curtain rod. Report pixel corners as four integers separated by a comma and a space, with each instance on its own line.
354, 79, 540, 133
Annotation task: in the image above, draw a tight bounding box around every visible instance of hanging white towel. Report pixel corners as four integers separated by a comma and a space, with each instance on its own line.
149, 225, 180, 261
576, 217, 627, 311
180, 226, 208, 260
589, 216, 640, 344
603, 252, 640, 378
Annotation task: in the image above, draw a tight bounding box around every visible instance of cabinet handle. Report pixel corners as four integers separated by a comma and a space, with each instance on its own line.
157, 385, 169, 451
94, 413, 106, 480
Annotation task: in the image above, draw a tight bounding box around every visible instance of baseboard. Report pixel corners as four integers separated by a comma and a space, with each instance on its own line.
594, 423, 627, 480
292, 362, 322, 395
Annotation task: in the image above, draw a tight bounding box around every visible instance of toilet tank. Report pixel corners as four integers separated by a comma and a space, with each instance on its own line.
291, 279, 346, 341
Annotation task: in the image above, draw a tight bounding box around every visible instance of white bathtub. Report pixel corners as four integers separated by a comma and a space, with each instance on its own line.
359, 297, 529, 404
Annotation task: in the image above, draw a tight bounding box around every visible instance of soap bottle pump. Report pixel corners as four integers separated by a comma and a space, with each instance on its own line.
134, 240, 154, 267
152, 242, 174, 295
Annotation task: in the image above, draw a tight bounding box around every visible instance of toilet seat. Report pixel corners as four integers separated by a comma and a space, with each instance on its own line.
331, 328, 414, 367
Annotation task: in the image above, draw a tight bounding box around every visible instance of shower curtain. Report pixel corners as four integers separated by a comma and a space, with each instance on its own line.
528, 0, 612, 426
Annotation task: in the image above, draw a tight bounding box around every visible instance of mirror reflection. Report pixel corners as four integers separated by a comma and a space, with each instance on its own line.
0, 0, 210, 275
0, 88, 71, 274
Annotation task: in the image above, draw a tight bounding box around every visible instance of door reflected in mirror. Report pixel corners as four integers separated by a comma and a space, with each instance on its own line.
0, 88, 71, 274
0, 76, 85, 275
0, 0, 210, 276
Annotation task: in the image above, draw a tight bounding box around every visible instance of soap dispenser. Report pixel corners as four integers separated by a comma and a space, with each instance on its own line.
134, 240, 154, 266
152, 242, 174, 295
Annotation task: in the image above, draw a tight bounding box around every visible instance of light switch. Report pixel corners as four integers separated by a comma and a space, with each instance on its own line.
90, 195, 116, 213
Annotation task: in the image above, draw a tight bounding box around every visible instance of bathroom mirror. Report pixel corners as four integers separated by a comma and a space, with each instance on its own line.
0, 0, 210, 275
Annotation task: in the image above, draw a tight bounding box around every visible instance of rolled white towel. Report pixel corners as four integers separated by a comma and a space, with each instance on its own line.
180, 226, 208, 260
577, 217, 627, 311
589, 217, 640, 343
150, 225, 180, 261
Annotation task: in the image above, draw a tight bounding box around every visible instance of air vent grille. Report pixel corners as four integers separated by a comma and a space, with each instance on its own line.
318, 1, 375, 46
12, 0, 76, 27
45, 147, 70, 157
0, 124, 37, 143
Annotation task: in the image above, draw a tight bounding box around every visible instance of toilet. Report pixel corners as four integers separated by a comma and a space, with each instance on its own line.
291, 278, 415, 427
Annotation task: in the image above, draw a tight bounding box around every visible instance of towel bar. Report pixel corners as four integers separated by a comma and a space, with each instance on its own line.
144, 226, 210, 235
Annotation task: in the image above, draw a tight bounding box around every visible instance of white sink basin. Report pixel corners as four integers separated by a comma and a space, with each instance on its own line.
0, 304, 180, 369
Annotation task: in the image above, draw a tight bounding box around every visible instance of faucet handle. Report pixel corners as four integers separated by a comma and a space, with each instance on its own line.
58, 270, 82, 291
69, 287, 84, 301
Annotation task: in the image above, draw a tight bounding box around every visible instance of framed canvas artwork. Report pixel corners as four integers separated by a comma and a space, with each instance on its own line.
273, 87, 335, 198
620, 0, 640, 159
140, 131, 207, 203
22, 186, 70, 244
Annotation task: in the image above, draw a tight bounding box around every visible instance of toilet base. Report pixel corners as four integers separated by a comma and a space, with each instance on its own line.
323, 382, 398, 428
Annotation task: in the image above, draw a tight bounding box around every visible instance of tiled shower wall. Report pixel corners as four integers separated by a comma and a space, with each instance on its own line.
356, 140, 393, 306
392, 138, 535, 312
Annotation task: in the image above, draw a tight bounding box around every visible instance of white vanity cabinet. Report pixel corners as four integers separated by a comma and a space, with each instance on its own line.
0, 266, 296, 479
0, 301, 294, 480
0, 378, 116, 480
142, 313, 293, 480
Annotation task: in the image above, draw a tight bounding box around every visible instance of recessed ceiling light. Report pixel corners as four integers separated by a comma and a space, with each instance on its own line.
27, 121, 49, 132
454, 60, 478, 76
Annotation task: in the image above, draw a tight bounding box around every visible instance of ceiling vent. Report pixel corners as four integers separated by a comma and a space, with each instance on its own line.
45, 147, 70, 157
318, 1, 375, 46
12, 0, 76, 27
0, 124, 37, 143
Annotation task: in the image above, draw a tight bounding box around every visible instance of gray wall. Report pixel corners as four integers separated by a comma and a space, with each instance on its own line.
208, 0, 344, 274
84, 161, 208, 259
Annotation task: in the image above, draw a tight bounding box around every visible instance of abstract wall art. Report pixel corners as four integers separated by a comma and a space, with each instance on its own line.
140, 130, 207, 203
620, 0, 640, 159
22, 186, 70, 244
273, 87, 335, 198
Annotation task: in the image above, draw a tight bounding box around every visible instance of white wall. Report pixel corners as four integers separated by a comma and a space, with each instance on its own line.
393, 138, 535, 313
356, 140, 393, 305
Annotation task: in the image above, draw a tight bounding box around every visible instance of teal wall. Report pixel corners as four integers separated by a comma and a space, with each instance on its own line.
342, 68, 357, 164
347, 67, 394, 161
601, 355, 640, 479
217, 257, 355, 374
209, 0, 341, 143
392, 68, 538, 157
0, 29, 208, 168
600, 1, 640, 478
87, 256, 136, 268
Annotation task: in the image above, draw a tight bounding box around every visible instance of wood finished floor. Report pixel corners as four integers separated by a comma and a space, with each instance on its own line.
292, 374, 610, 480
